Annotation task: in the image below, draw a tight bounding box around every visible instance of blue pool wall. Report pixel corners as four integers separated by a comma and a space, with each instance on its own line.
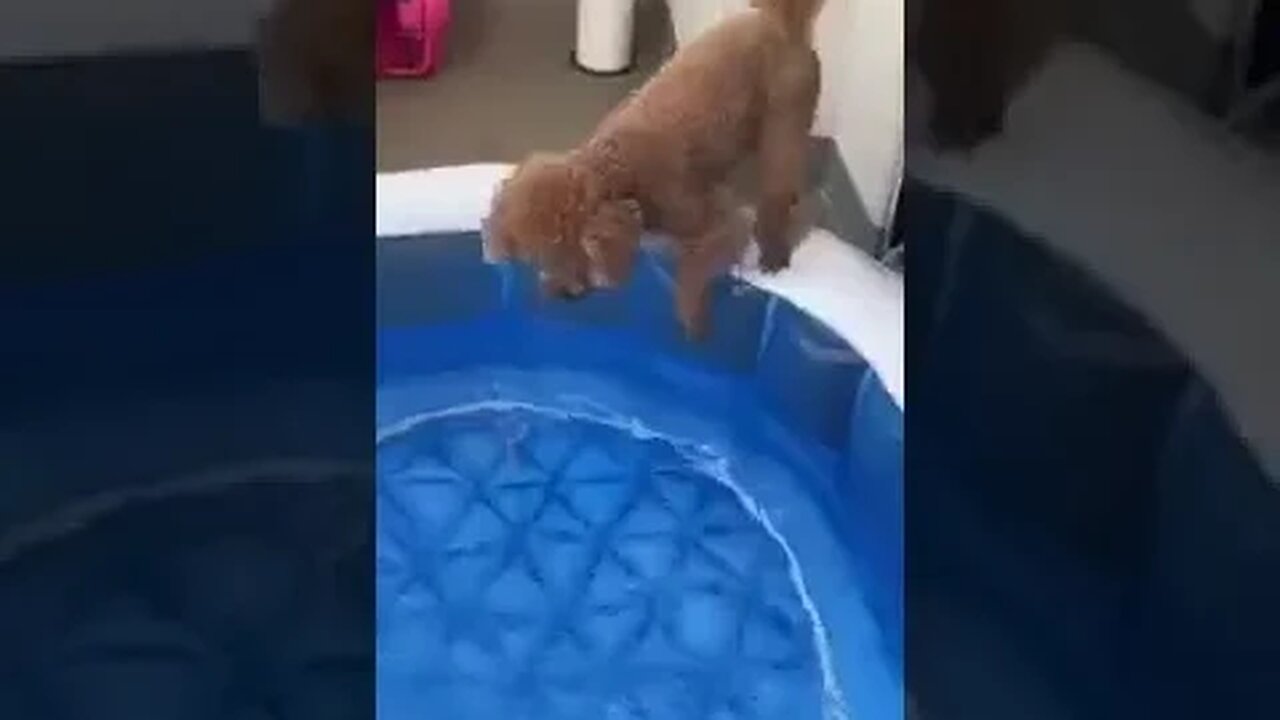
377, 231, 906, 673
900, 178, 1278, 717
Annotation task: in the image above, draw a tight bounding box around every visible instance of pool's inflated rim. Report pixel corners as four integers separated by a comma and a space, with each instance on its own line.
375, 164, 903, 409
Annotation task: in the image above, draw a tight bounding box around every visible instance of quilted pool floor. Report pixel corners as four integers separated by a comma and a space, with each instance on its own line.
378, 404, 829, 719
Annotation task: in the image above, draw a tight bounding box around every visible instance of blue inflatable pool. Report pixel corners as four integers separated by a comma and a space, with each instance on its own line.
375, 166, 905, 720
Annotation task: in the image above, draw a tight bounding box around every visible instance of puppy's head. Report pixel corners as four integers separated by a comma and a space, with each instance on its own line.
484, 153, 641, 300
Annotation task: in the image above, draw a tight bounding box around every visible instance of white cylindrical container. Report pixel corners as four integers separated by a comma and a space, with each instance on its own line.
575, 0, 636, 74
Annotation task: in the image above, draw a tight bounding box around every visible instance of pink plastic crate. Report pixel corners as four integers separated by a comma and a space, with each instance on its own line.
377, 0, 450, 78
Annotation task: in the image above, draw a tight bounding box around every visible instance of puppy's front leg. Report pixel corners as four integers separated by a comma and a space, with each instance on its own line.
755, 136, 805, 272
675, 258, 712, 341
756, 53, 820, 273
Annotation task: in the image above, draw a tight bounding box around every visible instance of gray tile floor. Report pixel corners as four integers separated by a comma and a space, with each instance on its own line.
376, 0, 673, 170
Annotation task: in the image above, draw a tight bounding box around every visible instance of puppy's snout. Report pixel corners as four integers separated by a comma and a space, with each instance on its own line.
588, 266, 612, 289
556, 284, 587, 301
540, 272, 587, 301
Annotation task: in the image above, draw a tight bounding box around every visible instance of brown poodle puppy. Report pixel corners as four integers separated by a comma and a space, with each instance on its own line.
484, 0, 825, 339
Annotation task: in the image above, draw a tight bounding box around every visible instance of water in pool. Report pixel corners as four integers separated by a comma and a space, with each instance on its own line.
378, 318, 894, 720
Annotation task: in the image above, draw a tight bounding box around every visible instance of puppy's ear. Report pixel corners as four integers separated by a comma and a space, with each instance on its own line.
581, 198, 642, 288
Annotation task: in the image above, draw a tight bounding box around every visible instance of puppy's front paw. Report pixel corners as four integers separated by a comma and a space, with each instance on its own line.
681, 318, 710, 342
677, 304, 710, 343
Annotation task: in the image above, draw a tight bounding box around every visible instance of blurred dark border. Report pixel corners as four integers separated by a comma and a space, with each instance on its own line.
905, 2, 1279, 718
0, 42, 373, 719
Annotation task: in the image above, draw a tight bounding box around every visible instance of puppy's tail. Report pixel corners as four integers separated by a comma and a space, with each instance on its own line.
754, 0, 825, 41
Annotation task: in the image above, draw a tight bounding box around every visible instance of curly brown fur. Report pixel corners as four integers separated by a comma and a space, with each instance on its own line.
485, 0, 824, 339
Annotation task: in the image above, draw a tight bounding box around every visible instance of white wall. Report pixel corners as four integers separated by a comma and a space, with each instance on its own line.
0, 0, 266, 59
813, 0, 903, 229
668, 0, 905, 230
667, 0, 747, 45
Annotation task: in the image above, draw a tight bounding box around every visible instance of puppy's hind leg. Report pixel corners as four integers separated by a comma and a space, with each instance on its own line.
755, 50, 821, 273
